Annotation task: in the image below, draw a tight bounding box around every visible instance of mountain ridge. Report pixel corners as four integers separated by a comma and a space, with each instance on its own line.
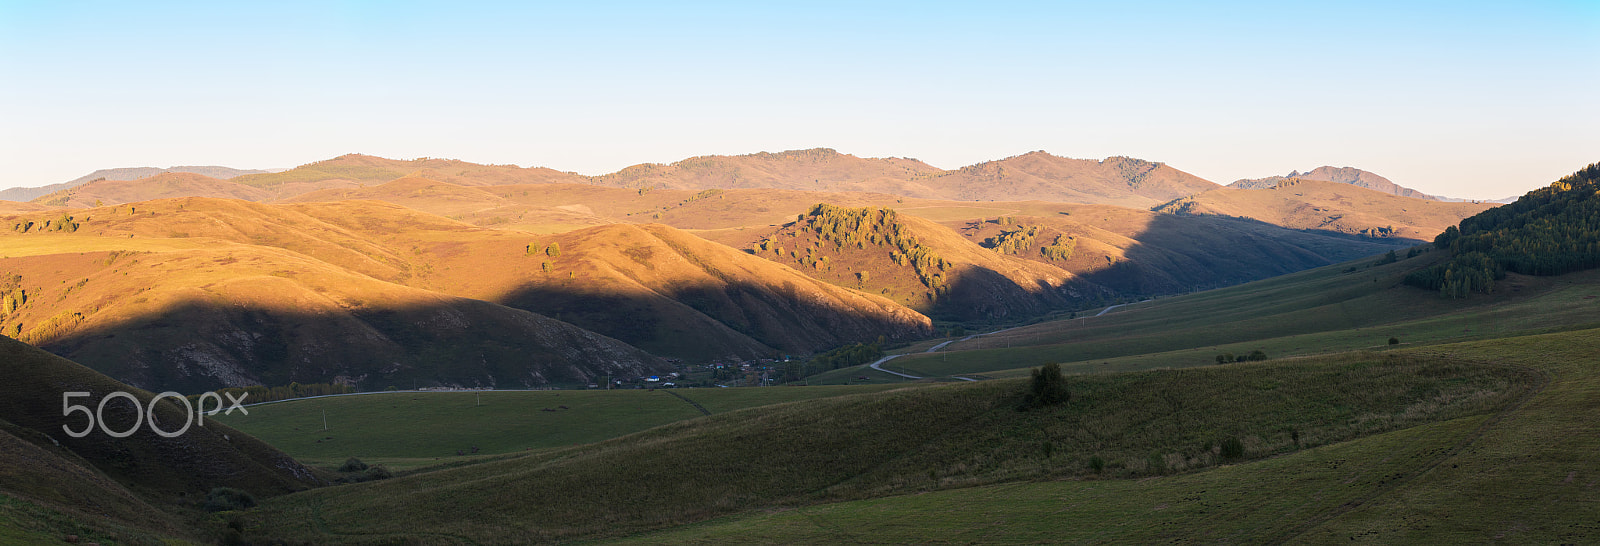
1, 165, 273, 202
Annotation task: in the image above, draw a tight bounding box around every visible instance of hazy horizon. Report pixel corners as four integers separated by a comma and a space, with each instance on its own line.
3, 1, 1596, 201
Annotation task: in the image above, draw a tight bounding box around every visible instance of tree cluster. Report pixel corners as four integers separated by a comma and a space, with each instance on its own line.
1040, 234, 1077, 261
767, 204, 952, 289
984, 224, 1043, 255
1405, 162, 1600, 297
781, 341, 883, 382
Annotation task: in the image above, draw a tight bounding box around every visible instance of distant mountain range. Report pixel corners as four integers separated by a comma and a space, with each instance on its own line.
14, 149, 1220, 210
1230, 166, 1516, 204
0, 165, 274, 202
0, 149, 1505, 391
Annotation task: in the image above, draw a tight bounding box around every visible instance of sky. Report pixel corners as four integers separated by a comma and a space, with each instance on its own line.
2, 1, 1596, 200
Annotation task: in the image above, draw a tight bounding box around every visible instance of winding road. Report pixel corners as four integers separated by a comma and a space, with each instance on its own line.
869, 301, 1148, 382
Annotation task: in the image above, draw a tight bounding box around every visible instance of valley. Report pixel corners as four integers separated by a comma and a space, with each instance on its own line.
0, 154, 1593, 544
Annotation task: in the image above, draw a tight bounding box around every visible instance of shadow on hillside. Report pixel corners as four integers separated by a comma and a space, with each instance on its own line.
500, 278, 933, 362
1074, 214, 1415, 301
926, 266, 1099, 323
40, 298, 669, 394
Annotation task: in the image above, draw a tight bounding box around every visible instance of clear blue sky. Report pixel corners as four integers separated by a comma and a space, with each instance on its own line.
2, 1, 1596, 199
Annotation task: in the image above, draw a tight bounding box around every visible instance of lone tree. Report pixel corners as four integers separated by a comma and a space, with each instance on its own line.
1022, 362, 1070, 409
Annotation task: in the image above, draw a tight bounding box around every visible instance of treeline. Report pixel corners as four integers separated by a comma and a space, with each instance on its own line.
780, 341, 883, 382
1405, 163, 1600, 297
190, 382, 357, 405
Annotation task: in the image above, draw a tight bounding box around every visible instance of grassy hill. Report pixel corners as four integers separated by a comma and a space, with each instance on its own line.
0, 334, 324, 543
213, 384, 909, 470
628, 327, 1598, 543
30, 171, 273, 208
1231, 165, 1448, 201
287, 179, 1427, 306
749, 204, 1096, 321
589, 148, 947, 194
238, 348, 1534, 543
943, 206, 1403, 296
0, 199, 669, 392
1154, 178, 1493, 241
870, 247, 1600, 381
0, 197, 930, 389
932, 152, 1220, 208
0, 165, 270, 202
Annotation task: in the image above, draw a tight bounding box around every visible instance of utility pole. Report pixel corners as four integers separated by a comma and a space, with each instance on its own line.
322, 410, 328, 431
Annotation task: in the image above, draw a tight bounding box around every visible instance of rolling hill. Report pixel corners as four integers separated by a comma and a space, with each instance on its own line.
291, 179, 1412, 305
0, 199, 670, 392
0, 334, 323, 543
1153, 178, 1494, 241
931, 152, 1220, 208
30, 171, 273, 207
1230, 165, 1447, 199
0, 197, 930, 388
749, 204, 1097, 321
0, 165, 270, 202
942, 206, 1403, 295
589, 149, 1219, 208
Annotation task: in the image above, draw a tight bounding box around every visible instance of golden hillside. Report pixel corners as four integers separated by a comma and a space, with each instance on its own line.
1153, 178, 1495, 240
0, 197, 931, 389
31, 172, 272, 208
750, 205, 1100, 321
0, 200, 668, 392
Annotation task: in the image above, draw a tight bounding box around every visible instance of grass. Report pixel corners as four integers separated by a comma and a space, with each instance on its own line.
240, 350, 1530, 543
214, 385, 908, 470
882, 252, 1600, 378
615, 416, 1491, 544
616, 326, 1600, 544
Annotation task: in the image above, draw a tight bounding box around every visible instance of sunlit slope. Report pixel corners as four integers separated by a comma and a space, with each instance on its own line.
243, 350, 1533, 543
750, 205, 1100, 321
0, 335, 323, 542
1155, 178, 1494, 241
0, 201, 667, 392
1, 197, 929, 373
269, 199, 935, 359
30, 171, 273, 208
294, 179, 1420, 304
626, 327, 1600, 544
933, 151, 1219, 207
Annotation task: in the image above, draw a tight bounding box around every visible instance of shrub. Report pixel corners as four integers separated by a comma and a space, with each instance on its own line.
1022, 363, 1070, 409
203, 487, 257, 512
1219, 437, 1245, 460
1089, 455, 1106, 474
1389, 337, 1400, 345
1146, 452, 1167, 475
1373, 250, 1398, 266
338, 458, 369, 472
1246, 350, 1268, 361
364, 465, 393, 481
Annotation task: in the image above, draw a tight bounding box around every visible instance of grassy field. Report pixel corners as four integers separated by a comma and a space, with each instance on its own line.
239, 348, 1531, 543
214, 385, 907, 470
879, 251, 1600, 379
620, 326, 1600, 543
